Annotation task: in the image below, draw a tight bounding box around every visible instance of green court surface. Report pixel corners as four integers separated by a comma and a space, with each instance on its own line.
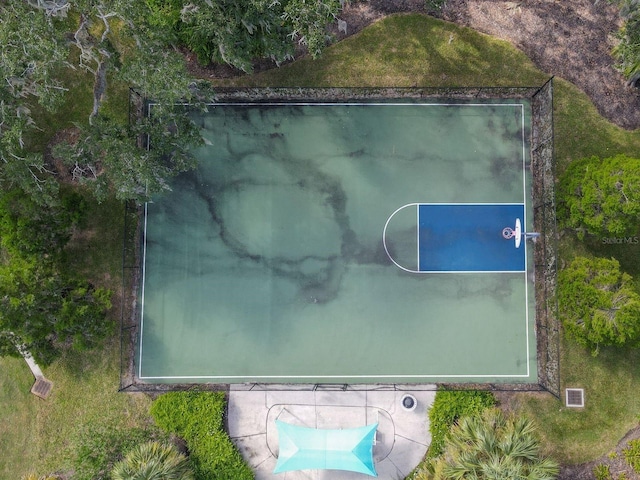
138, 100, 537, 384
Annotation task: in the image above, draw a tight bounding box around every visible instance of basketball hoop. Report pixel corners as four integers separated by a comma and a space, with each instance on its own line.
502, 227, 515, 239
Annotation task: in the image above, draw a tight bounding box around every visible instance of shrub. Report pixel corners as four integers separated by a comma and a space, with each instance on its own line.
111, 441, 194, 480
593, 463, 612, 480
150, 391, 253, 480
426, 389, 495, 458
150, 390, 225, 439
557, 154, 640, 239
559, 256, 640, 355
623, 439, 640, 473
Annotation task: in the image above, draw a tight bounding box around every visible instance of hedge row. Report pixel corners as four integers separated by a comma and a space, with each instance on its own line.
150, 391, 254, 480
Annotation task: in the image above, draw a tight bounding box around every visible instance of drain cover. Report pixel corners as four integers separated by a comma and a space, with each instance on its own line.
565, 388, 585, 408
401, 394, 417, 411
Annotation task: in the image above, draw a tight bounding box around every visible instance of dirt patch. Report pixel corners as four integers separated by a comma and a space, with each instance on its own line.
188, 0, 640, 130
441, 0, 640, 130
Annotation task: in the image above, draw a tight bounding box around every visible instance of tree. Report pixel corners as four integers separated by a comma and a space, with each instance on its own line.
178, 0, 293, 72
1, 0, 202, 204
558, 154, 640, 239
111, 441, 194, 480
283, 0, 342, 58
0, 189, 112, 365
559, 256, 640, 355
3, 0, 341, 203
62, 0, 204, 201
0, 189, 79, 259
53, 0, 203, 201
0, 256, 113, 365
0, 0, 67, 204
0, 2, 67, 110
54, 112, 199, 202
421, 408, 559, 480
154, 0, 341, 73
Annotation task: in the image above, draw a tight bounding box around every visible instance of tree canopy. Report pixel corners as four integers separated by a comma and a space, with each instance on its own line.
0, 190, 112, 365
0, 1, 67, 205
1, 0, 344, 204
558, 154, 640, 239
149, 0, 342, 73
0, 0, 345, 367
54, 112, 200, 202
559, 256, 640, 355
0, 0, 202, 204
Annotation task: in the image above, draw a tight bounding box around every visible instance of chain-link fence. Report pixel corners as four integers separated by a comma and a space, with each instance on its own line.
530, 78, 560, 398
205, 86, 545, 103
121, 84, 558, 395
119, 200, 141, 391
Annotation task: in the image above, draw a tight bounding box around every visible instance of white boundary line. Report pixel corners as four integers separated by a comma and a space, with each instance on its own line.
150, 102, 526, 108
519, 103, 531, 378
415, 203, 420, 271
400, 202, 525, 205
140, 102, 533, 381
140, 373, 533, 380
138, 203, 149, 379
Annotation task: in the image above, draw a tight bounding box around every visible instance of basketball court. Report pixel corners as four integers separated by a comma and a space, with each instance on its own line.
137, 100, 537, 384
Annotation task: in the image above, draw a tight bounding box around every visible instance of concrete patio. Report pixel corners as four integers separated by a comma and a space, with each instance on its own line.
228, 385, 436, 479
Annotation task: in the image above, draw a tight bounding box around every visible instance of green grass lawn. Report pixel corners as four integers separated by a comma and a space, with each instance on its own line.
516, 339, 640, 465
31, 338, 155, 477
553, 78, 640, 174
0, 357, 40, 479
508, 225, 640, 465
3, 11, 640, 477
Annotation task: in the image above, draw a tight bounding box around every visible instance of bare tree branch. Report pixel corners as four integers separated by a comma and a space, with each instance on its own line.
25, 0, 70, 17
